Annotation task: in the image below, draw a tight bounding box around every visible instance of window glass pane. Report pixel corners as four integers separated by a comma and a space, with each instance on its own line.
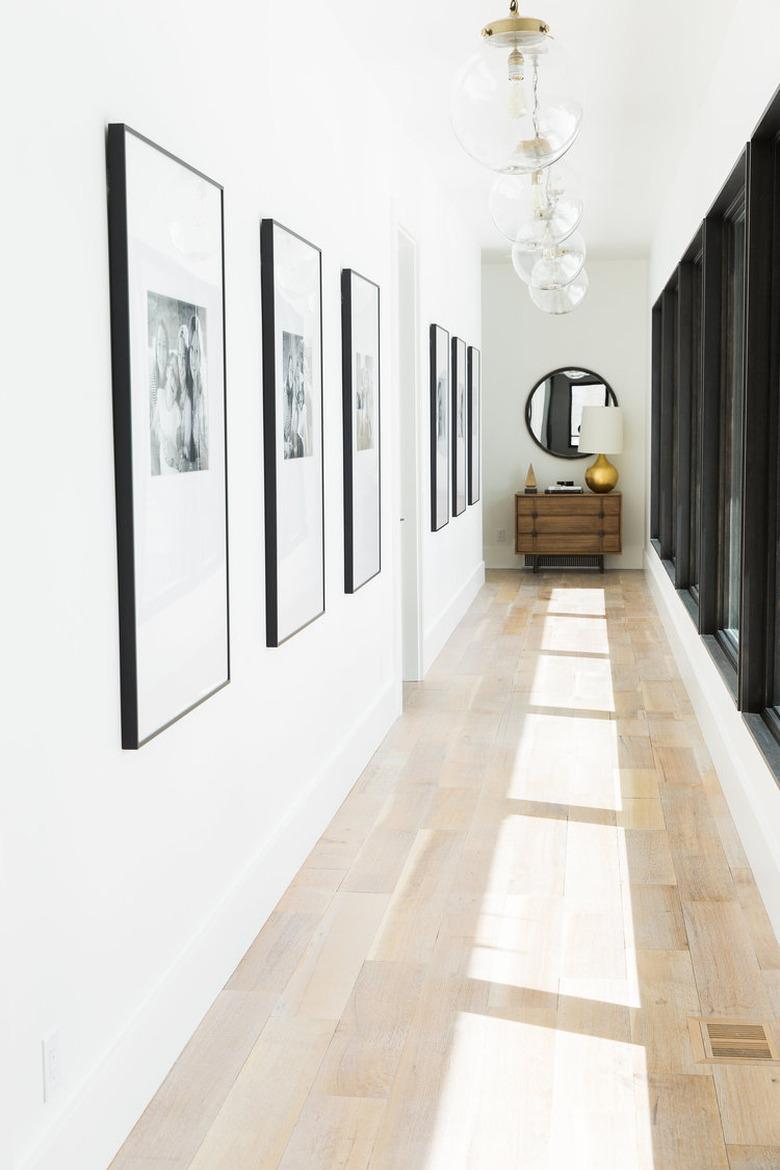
669, 289, 678, 561
720, 208, 746, 649
689, 258, 702, 591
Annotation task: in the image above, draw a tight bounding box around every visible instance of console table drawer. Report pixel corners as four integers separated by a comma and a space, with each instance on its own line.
517, 513, 620, 535
516, 533, 615, 555
516, 495, 620, 516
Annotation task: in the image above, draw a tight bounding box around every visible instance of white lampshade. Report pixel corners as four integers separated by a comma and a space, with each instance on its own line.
578, 405, 623, 454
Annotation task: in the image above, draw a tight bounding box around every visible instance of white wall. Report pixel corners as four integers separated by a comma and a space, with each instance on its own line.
650, 2, 780, 299
0, 4, 481, 1169
646, 3, 780, 939
482, 258, 648, 570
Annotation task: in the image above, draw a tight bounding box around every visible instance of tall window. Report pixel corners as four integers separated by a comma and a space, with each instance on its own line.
688, 251, 703, 599
658, 280, 678, 563
718, 201, 746, 658
650, 301, 662, 544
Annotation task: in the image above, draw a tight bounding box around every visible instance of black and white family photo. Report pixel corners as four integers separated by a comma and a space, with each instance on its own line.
282, 330, 313, 459
356, 353, 376, 451
148, 291, 209, 475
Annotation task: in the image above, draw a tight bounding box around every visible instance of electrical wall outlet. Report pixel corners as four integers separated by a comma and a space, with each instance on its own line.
42, 1030, 61, 1102
497, 528, 507, 544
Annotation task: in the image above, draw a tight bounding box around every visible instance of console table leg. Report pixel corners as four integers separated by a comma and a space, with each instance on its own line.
599, 555, 604, 574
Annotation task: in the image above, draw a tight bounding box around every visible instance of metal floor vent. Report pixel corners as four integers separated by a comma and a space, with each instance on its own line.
688, 1017, 778, 1065
524, 554, 603, 571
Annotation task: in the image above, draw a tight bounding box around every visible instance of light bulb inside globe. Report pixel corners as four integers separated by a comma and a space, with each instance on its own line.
490, 167, 583, 248
530, 230, 586, 290
506, 50, 528, 118
529, 268, 589, 314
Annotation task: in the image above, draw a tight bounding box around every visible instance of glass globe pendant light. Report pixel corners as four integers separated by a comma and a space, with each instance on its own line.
489, 167, 583, 248
530, 231, 586, 290
529, 268, 589, 314
451, 0, 582, 174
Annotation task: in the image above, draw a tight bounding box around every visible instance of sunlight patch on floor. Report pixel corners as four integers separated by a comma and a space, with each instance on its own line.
547, 586, 607, 617
528, 652, 615, 712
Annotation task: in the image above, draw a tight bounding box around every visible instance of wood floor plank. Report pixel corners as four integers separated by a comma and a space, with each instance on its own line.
370, 830, 464, 964
276, 1094, 385, 1170
726, 1146, 780, 1170
629, 884, 688, 951
715, 1066, 780, 1146
623, 828, 678, 885
642, 1073, 730, 1170
630, 950, 705, 1075
275, 892, 390, 1021
187, 1016, 336, 1170
315, 960, 425, 1098
682, 900, 771, 1018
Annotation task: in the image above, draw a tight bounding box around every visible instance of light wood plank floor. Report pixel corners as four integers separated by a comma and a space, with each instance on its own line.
110, 570, 780, 1170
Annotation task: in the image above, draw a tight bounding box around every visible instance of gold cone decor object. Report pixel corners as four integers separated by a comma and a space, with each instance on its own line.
524, 462, 538, 493
584, 452, 619, 494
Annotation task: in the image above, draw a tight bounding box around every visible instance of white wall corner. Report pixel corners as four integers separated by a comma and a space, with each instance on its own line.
423, 561, 486, 675
645, 546, 780, 940
18, 680, 400, 1170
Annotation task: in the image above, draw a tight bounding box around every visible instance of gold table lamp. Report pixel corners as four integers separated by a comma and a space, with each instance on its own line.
578, 405, 624, 493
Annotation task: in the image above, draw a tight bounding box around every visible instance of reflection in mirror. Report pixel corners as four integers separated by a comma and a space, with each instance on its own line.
526, 368, 618, 459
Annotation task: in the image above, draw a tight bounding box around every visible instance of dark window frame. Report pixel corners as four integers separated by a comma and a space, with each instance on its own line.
657, 275, 678, 575
650, 299, 662, 551
650, 81, 780, 785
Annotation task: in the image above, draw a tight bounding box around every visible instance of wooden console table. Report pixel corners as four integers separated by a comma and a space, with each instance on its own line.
515, 491, 622, 572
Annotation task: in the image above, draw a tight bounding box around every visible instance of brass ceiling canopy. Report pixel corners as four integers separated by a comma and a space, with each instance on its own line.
481, 0, 550, 48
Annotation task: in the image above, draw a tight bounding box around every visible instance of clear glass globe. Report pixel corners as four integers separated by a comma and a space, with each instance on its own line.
530, 231, 586, 290
451, 34, 581, 173
489, 166, 583, 248
529, 268, 589, 314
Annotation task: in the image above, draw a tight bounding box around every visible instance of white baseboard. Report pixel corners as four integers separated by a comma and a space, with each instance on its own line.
645, 547, 780, 939
422, 561, 485, 675
18, 680, 401, 1170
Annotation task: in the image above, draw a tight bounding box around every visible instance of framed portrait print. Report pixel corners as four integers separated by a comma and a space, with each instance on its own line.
106, 124, 229, 749
260, 219, 324, 646
429, 324, 450, 532
467, 345, 481, 505
451, 336, 468, 517
341, 269, 381, 593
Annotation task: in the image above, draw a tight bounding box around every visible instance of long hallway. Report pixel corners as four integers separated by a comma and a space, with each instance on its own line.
111, 570, 780, 1170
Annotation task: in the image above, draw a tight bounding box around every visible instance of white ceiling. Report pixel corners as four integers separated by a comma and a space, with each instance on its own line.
335, 0, 736, 258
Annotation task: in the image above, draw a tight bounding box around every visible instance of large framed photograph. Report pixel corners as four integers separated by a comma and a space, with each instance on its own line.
260, 220, 324, 645
341, 269, 381, 593
452, 336, 468, 517
106, 125, 229, 749
429, 324, 450, 532
468, 345, 481, 505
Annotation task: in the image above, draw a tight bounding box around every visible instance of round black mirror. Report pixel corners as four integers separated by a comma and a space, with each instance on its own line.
525, 368, 618, 459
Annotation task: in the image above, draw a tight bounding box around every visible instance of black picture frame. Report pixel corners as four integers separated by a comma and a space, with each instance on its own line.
451, 336, 468, 517
467, 345, 481, 505
260, 218, 325, 647
429, 324, 450, 532
341, 268, 381, 594
106, 123, 230, 750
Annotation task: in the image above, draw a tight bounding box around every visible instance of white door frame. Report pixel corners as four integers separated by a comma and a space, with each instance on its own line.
394, 221, 424, 681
